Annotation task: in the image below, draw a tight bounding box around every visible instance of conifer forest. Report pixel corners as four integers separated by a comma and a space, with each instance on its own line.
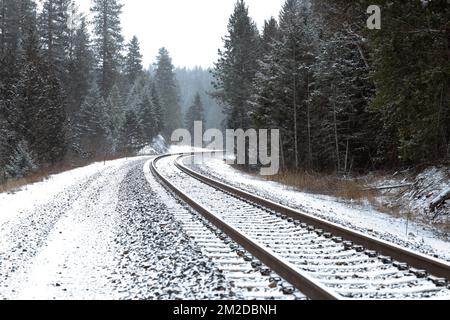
1, 0, 449, 179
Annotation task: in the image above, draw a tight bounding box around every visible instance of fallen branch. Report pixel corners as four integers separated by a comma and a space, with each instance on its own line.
430, 187, 450, 212
363, 184, 413, 191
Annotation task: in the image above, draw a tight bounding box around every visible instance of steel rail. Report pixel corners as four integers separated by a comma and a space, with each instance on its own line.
151, 154, 342, 300
174, 153, 450, 281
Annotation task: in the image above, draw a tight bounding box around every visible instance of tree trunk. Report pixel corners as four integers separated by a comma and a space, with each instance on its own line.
332, 94, 340, 173
430, 187, 450, 212
344, 138, 349, 173
306, 73, 312, 169
280, 131, 285, 172
293, 50, 298, 169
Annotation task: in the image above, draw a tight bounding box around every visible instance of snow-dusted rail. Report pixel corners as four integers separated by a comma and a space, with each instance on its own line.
151, 153, 450, 300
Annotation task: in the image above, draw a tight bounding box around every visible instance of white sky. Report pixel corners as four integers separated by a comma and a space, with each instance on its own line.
77, 0, 285, 69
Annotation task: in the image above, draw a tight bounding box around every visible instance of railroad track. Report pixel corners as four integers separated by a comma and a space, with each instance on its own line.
144, 160, 303, 300
151, 153, 450, 300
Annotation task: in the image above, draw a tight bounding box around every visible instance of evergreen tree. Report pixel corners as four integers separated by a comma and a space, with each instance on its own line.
0, 114, 14, 182
367, 0, 450, 165
154, 47, 182, 135
91, 0, 124, 98
74, 81, 110, 159
253, 0, 315, 168
17, 29, 67, 166
66, 17, 93, 117
185, 93, 205, 136
138, 92, 156, 144
124, 35, 143, 84
126, 74, 148, 112
39, 0, 72, 78
0, 0, 37, 180
308, 0, 376, 172
212, 0, 260, 130
118, 109, 143, 155
150, 81, 164, 134
5, 139, 37, 179
107, 84, 125, 142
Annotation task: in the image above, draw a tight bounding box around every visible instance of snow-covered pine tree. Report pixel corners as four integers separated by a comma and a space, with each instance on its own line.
0, 0, 37, 64
74, 81, 110, 159
16, 28, 67, 166
150, 81, 164, 134
253, 17, 280, 131
253, 0, 316, 168
91, 0, 124, 99
0, 0, 37, 179
39, 0, 72, 79
0, 114, 14, 182
154, 47, 182, 135
66, 17, 94, 118
5, 139, 37, 179
106, 84, 125, 144
367, 0, 450, 165
126, 74, 149, 112
138, 91, 156, 145
124, 35, 143, 84
118, 109, 143, 155
185, 93, 205, 136
309, 0, 375, 172
212, 0, 260, 130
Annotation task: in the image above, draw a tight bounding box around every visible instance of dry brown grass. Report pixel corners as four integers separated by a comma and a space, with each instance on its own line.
264, 170, 378, 204
0, 154, 128, 194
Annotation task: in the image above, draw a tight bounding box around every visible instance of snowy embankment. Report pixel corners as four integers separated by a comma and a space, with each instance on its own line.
137, 135, 168, 155
187, 157, 450, 261
374, 167, 450, 225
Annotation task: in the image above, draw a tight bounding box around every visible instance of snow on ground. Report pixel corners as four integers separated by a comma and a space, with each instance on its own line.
168, 144, 211, 154
0, 158, 129, 226
187, 156, 450, 261
0, 156, 234, 300
375, 166, 450, 224
138, 135, 168, 155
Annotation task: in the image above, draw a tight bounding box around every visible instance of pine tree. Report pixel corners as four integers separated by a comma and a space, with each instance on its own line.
138, 91, 156, 144
0, 0, 37, 64
66, 17, 93, 117
367, 0, 450, 165
185, 93, 205, 136
91, 0, 124, 99
124, 35, 143, 84
308, 0, 376, 172
39, 0, 72, 78
154, 47, 182, 135
0, 114, 14, 182
212, 0, 260, 130
106, 84, 125, 142
0, 0, 37, 179
5, 139, 37, 179
118, 109, 143, 155
126, 74, 148, 112
253, 0, 315, 168
74, 81, 110, 159
17, 29, 67, 166
150, 81, 164, 134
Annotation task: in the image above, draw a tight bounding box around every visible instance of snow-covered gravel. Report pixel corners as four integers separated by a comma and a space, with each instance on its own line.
187, 156, 450, 262
0, 157, 233, 300
113, 162, 232, 299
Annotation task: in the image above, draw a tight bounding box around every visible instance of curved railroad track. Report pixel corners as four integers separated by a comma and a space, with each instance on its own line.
151, 153, 450, 300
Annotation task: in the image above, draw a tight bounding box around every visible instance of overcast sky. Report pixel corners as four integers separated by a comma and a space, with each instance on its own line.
78, 0, 285, 69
